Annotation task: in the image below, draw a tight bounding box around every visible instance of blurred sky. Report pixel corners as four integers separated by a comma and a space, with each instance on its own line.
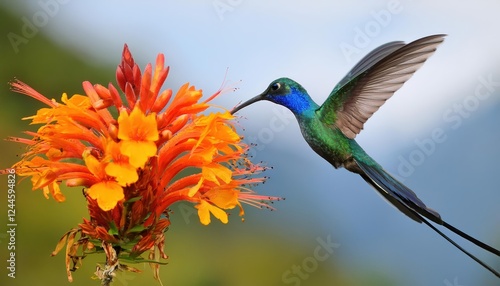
2, 1, 500, 286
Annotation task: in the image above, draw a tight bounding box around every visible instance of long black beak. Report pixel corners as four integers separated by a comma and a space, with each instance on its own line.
230, 94, 265, 115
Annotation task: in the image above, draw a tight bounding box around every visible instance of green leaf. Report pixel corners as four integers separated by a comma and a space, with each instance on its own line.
108, 222, 119, 236
125, 196, 143, 204
128, 224, 147, 234
119, 255, 169, 265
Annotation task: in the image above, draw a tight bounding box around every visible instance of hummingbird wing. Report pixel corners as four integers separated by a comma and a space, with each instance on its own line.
317, 34, 446, 139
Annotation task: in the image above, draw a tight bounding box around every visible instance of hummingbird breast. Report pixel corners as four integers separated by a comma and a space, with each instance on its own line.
297, 115, 360, 172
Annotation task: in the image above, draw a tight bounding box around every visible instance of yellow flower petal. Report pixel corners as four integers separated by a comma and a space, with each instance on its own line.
118, 107, 159, 142
117, 106, 158, 168
192, 145, 217, 162
105, 162, 138, 186
188, 178, 203, 197
206, 188, 239, 209
83, 149, 105, 178
120, 140, 156, 168
50, 182, 66, 202
87, 181, 124, 211
61, 93, 91, 109
195, 200, 228, 225
202, 163, 232, 184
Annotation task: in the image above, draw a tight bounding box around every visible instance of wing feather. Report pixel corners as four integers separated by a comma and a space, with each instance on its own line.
318, 34, 446, 139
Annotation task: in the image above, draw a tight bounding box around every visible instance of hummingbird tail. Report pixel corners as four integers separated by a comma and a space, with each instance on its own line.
354, 158, 500, 277
355, 158, 442, 223
441, 220, 500, 256
418, 214, 500, 278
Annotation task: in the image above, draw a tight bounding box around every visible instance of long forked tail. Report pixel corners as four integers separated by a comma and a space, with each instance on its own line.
354, 158, 500, 278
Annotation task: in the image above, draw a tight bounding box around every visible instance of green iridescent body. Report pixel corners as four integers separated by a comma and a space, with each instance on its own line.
297, 111, 363, 171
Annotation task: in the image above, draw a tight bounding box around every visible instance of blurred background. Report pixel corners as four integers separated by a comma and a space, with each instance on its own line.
0, 1, 499, 285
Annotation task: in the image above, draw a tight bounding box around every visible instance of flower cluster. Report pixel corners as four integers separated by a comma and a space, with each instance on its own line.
4, 45, 281, 284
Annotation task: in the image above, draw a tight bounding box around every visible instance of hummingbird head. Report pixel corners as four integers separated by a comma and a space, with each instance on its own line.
231, 77, 316, 115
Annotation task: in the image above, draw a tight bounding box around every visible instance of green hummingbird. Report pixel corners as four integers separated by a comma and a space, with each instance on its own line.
231, 34, 500, 277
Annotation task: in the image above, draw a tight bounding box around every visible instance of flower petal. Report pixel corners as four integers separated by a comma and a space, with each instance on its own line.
105, 162, 138, 186
202, 163, 232, 184
120, 140, 156, 168
195, 200, 228, 225
188, 177, 203, 197
118, 106, 159, 142
86, 181, 124, 211
205, 188, 239, 209
83, 149, 106, 179
44, 181, 66, 202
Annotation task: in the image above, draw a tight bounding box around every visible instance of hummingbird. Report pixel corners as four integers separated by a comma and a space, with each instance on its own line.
231, 34, 500, 277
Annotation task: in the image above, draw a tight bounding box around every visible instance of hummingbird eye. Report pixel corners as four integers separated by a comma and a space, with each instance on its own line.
271, 82, 281, 91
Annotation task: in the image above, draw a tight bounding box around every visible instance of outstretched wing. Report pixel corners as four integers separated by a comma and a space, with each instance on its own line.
317, 34, 446, 139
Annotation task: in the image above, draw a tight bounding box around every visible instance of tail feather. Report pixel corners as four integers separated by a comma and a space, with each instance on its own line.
357, 159, 442, 224
442, 220, 500, 256
354, 158, 500, 277
418, 213, 500, 278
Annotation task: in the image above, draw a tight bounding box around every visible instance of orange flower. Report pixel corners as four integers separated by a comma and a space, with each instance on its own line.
83, 149, 125, 211
117, 106, 159, 168
3, 44, 282, 284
